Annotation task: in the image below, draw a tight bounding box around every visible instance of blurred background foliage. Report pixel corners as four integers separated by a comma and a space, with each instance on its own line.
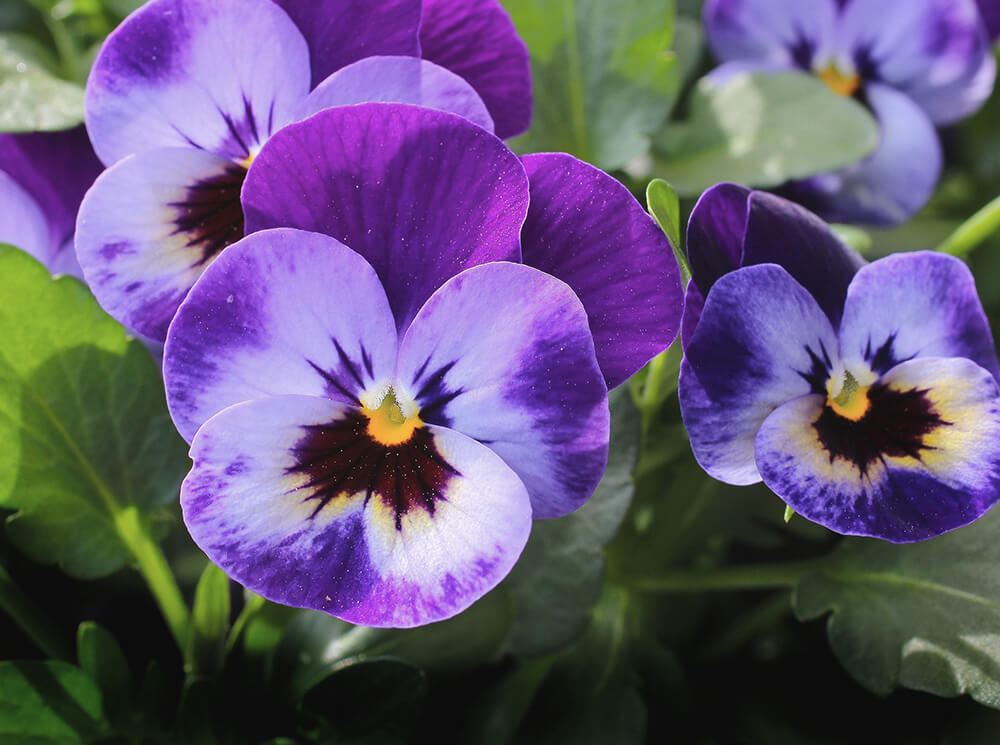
5, 0, 1000, 743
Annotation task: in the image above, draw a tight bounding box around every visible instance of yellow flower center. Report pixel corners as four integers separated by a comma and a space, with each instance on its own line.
362, 389, 423, 446
825, 369, 871, 421
816, 64, 861, 97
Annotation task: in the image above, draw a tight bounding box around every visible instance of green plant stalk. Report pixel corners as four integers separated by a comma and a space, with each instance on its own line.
225, 592, 267, 656
624, 557, 827, 593
27, 1, 83, 82
937, 194, 1000, 258
0, 563, 73, 660
113, 507, 191, 660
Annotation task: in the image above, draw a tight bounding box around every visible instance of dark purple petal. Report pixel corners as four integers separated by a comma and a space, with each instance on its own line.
837, 0, 995, 125
976, 0, 1000, 40
0, 126, 102, 250
86, 0, 310, 165
272, 0, 421, 88
520, 153, 682, 388
397, 262, 609, 519
685, 182, 750, 295
243, 103, 528, 335
782, 83, 942, 226
679, 264, 839, 485
756, 357, 1000, 542
182, 394, 532, 627
838, 251, 1000, 381
164, 229, 398, 442
296, 56, 494, 132
418, 0, 532, 140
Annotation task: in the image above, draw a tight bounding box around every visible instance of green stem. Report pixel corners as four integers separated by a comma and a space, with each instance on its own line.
937, 194, 1000, 258
624, 557, 826, 593
0, 563, 73, 660
113, 507, 191, 660
640, 340, 682, 435
698, 591, 793, 661
28, 1, 82, 82
225, 592, 267, 656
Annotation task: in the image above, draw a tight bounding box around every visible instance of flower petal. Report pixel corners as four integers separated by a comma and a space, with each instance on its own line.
295, 56, 494, 132
164, 229, 397, 442
272, 0, 421, 87
520, 153, 682, 388
0, 170, 51, 266
703, 0, 839, 67
976, 0, 1000, 40
242, 103, 528, 335
836, 0, 995, 125
396, 262, 609, 519
755, 357, 1000, 542
685, 182, 750, 295
418, 0, 532, 140
75, 147, 248, 341
86, 0, 310, 165
182, 394, 532, 627
782, 83, 942, 226
837, 251, 1000, 381
679, 264, 840, 485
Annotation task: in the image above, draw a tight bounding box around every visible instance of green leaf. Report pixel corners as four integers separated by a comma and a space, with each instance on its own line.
0, 660, 107, 744
645, 179, 689, 283
655, 71, 879, 196
0, 247, 188, 578
76, 622, 132, 723
0, 32, 84, 132
177, 678, 228, 745
794, 508, 1000, 707
189, 563, 231, 675
502, 386, 641, 656
503, 0, 678, 169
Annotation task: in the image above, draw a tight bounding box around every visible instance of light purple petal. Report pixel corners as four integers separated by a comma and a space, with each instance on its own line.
243, 103, 528, 335
0, 126, 102, 250
182, 394, 532, 627
837, 251, 1000, 381
164, 229, 397, 443
836, 0, 995, 125
86, 0, 310, 165
755, 357, 1000, 542
75, 147, 248, 341
520, 153, 682, 388
679, 264, 839, 485
703, 0, 839, 67
272, 0, 421, 87
0, 170, 52, 266
396, 262, 609, 519
783, 83, 942, 226
418, 0, 532, 140
295, 56, 494, 132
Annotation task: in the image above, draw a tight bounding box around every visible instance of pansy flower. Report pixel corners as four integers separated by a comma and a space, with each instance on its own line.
75, 0, 531, 341
679, 192, 1000, 540
976, 0, 1000, 40
0, 126, 102, 277
159, 104, 675, 626
703, 0, 996, 225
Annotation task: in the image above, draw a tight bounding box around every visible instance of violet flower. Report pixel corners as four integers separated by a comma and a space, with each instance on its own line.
679, 191, 1000, 542
75, 0, 531, 341
703, 0, 996, 225
0, 126, 102, 277
161, 104, 680, 624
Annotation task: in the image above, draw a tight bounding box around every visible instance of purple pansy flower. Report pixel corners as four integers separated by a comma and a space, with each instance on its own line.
703, 0, 996, 225
159, 106, 678, 626
75, 0, 531, 341
679, 189, 1000, 542
0, 126, 102, 277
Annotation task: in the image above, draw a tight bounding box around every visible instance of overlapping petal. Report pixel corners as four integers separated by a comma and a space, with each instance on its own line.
679, 264, 839, 485
0, 170, 51, 266
418, 0, 532, 139
164, 229, 397, 443
838, 251, 1000, 381
703, 0, 838, 67
396, 262, 609, 519
182, 395, 532, 627
755, 357, 1000, 542
520, 153, 682, 388
242, 104, 528, 335
86, 0, 310, 165
296, 56, 494, 133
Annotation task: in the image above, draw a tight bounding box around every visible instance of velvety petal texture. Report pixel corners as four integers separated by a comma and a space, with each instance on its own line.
242, 104, 529, 334
418, 0, 532, 140
520, 153, 682, 388
272, 0, 421, 87
164, 229, 398, 443
86, 0, 310, 165
182, 395, 532, 627
296, 56, 494, 132
977, 0, 1000, 39
397, 262, 609, 519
